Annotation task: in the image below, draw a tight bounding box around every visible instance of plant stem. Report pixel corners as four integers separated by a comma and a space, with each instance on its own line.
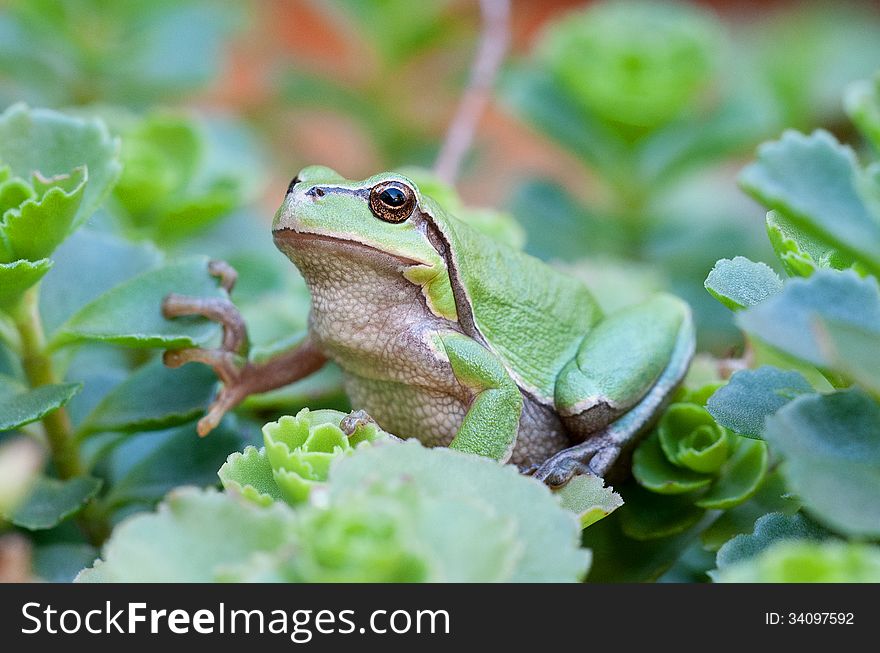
434, 0, 510, 185
12, 286, 109, 544
13, 287, 83, 479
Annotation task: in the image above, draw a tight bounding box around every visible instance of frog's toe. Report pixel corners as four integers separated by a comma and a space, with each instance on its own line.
586, 445, 621, 477
532, 452, 588, 488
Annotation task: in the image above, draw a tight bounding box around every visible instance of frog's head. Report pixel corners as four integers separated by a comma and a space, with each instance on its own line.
273, 165, 444, 264
273, 166, 458, 320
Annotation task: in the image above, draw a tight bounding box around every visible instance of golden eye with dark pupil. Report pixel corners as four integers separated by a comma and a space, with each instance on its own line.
369, 181, 416, 223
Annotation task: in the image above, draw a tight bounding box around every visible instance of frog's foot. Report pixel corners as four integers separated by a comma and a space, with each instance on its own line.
531, 438, 618, 487
339, 410, 404, 443
339, 410, 378, 436
162, 261, 327, 436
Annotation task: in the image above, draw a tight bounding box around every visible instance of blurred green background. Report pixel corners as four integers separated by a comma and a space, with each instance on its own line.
4, 0, 879, 355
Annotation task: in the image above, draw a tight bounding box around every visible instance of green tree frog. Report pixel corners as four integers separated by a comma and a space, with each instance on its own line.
163, 167, 694, 486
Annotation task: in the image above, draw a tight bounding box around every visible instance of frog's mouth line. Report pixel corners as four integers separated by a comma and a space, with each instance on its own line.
273, 228, 426, 267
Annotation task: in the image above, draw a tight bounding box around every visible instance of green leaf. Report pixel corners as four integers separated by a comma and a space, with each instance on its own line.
328, 440, 589, 582
713, 512, 829, 577
581, 509, 702, 582
716, 540, 880, 583
217, 446, 282, 507
704, 256, 783, 311
765, 389, 880, 537
39, 229, 162, 334
695, 438, 768, 509
102, 421, 245, 510
632, 431, 712, 494
766, 210, 854, 276
739, 129, 880, 271
77, 358, 217, 438
0, 376, 80, 431
618, 484, 705, 541
8, 476, 101, 530
113, 111, 201, 221
0, 104, 120, 225
700, 470, 801, 552
736, 270, 880, 368
76, 487, 295, 583
814, 317, 880, 397
0, 258, 51, 311
34, 543, 99, 582
706, 366, 813, 438
262, 408, 392, 505
845, 75, 880, 152
53, 256, 225, 349
1, 167, 85, 262
500, 65, 627, 173
658, 403, 731, 474
555, 474, 623, 528
534, 1, 721, 131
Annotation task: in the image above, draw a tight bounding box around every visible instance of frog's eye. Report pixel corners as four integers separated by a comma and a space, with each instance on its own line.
369, 181, 416, 223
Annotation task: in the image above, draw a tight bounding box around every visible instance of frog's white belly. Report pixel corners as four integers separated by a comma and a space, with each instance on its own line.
342, 371, 571, 467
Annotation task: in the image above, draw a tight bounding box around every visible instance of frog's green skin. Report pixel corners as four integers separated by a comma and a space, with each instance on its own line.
271, 166, 694, 483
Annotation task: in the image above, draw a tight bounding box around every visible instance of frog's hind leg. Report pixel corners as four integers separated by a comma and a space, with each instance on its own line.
535, 295, 695, 487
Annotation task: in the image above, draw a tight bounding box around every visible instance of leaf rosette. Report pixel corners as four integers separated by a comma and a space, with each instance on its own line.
633, 402, 768, 513
219, 408, 393, 506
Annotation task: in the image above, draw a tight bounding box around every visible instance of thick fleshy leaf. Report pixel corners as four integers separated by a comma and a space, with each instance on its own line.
500, 65, 626, 173
845, 76, 880, 152
76, 488, 295, 583
218, 446, 281, 507
1, 167, 85, 262
0, 258, 51, 311
102, 421, 246, 510
695, 438, 768, 509
33, 543, 99, 582
8, 475, 101, 530
581, 510, 701, 582
700, 471, 800, 552
765, 389, 880, 537
618, 484, 705, 541
704, 256, 783, 311
632, 432, 712, 494
739, 129, 880, 270
0, 104, 120, 225
766, 210, 854, 276
260, 408, 392, 505
52, 256, 225, 349
712, 512, 829, 577
39, 229, 162, 334
706, 366, 813, 438
814, 318, 880, 396
716, 540, 880, 583
657, 403, 730, 474
736, 270, 880, 367
555, 474, 623, 528
77, 358, 217, 438
329, 441, 590, 582
0, 376, 80, 431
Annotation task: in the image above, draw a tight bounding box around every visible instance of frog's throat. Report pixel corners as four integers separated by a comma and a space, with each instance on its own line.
272, 229, 425, 267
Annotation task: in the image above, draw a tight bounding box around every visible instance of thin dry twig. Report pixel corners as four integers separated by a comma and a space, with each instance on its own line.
434, 0, 510, 185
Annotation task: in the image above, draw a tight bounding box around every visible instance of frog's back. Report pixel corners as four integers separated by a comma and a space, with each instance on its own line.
427, 201, 602, 401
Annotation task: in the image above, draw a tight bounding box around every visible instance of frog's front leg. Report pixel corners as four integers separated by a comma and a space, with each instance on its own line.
438, 332, 523, 463
161, 261, 328, 436
535, 295, 695, 486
